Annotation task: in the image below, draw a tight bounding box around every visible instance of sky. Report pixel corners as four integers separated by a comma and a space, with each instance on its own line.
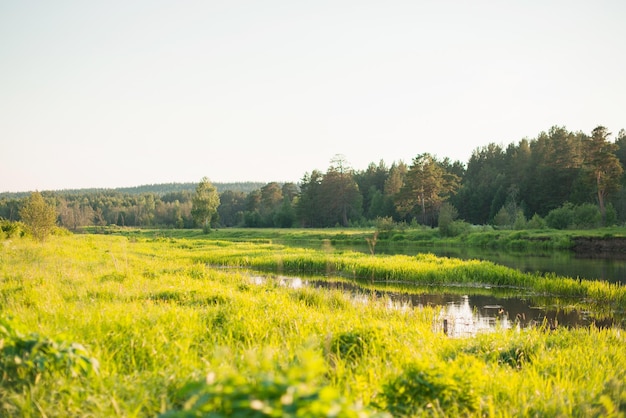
1, 1, 625, 193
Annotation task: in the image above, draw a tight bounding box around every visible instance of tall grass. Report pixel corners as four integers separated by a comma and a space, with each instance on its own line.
1, 233, 625, 416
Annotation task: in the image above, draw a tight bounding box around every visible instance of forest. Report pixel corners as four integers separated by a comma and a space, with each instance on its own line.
2, 125, 626, 232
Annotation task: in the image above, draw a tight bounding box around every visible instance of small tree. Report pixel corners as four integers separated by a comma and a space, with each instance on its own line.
437, 202, 458, 237
191, 177, 220, 233
19, 192, 57, 242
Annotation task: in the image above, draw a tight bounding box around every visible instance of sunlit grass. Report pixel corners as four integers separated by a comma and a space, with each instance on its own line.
1, 233, 625, 416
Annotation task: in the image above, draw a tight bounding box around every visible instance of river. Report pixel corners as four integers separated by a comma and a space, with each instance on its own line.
278, 240, 626, 283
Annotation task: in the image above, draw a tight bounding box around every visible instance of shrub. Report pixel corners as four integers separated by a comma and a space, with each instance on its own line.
513, 209, 527, 230
0, 219, 26, 239
527, 213, 546, 229
545, 203, 575, 229
442, 220, 471, 237
573, 203, 601, 229
437, 202, 458, 237
493, 206, 512, 229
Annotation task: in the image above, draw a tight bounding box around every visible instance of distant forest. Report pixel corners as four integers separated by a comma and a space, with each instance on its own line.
2, 125, 626, 232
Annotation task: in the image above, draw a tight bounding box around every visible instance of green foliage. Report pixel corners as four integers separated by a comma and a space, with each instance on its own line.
19, 192, 57, 242
0, 219, 25, 239
395, 153, 460, 226
573, 203, 602, 229
191, 177, 220, 233
546, 203, 606, 230
545, 203, 575, 229
493, 206, 511, 229
437, 202, 458, 237
379, 357, 484, 416
0, 316, 99, 389
374, 216, 395, 235
527, 213, 546, 229
161, 353, 381, 417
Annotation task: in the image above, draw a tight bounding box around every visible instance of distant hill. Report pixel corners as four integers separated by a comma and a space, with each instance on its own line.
0, 182, 268, 199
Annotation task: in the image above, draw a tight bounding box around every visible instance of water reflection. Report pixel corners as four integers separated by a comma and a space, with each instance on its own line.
439, 296, 511, 338
249, 273, 619, 338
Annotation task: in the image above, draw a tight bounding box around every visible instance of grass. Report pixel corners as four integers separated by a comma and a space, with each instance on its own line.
1, 231, 625, 416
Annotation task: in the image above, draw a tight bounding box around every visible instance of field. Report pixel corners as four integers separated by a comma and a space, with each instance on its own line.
1, 230, 626, 417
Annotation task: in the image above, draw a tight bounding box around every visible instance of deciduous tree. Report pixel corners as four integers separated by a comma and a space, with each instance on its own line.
191, 177, 220, 233
19, 191, 57, 242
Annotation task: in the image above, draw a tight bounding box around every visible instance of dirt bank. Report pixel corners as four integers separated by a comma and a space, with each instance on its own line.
572, 237, 626, 255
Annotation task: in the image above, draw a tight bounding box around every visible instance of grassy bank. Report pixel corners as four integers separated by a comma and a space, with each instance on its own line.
1, 233, 625, 416
89, 225, 626, 252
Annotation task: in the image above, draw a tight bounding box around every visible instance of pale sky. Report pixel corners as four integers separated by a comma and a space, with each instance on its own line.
1, 1, 625, 193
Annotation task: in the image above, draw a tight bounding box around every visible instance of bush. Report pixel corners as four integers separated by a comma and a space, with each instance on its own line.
437, 202, 457, 236
572, 203, 601, 229
493, 206, 511, 229
527, 213, 546, 229
545, 203, 575, 230
545, 203, 607, 230
513, 209, 527, 230
0, 219, 26, 239
441, 220, 471, 237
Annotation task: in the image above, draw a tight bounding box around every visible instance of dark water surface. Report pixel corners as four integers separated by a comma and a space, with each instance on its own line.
278, 240, 626, 283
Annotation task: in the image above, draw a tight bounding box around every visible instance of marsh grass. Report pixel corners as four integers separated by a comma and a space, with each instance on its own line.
191, 239, 626, 311
1, 233, 625, 416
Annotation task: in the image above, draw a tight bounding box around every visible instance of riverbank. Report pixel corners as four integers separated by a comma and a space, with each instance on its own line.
92, 225, 626, 255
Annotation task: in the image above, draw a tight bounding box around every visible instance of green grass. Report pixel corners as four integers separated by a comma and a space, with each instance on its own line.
1, 232, 625, 416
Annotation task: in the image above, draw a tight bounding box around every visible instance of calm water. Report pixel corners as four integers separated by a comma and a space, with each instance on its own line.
278, 240, 626, 283
250, 273, 623, 338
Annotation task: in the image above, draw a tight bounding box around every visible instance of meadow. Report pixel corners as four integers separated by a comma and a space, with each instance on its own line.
1, 230, 625, 417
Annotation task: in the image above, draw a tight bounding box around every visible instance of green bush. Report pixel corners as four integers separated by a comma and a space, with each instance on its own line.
573, 203, 601, 229
442, 220, 472, 237
527, 213, 546, 229
0, 219, 25, 239
545, 203, 575, 229
546, 203, 607, 229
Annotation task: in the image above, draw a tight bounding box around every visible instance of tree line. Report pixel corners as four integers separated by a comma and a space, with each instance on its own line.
2, 125, 626, 234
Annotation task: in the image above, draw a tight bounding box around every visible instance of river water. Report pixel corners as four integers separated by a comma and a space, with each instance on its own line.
278, 240, 626, 283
